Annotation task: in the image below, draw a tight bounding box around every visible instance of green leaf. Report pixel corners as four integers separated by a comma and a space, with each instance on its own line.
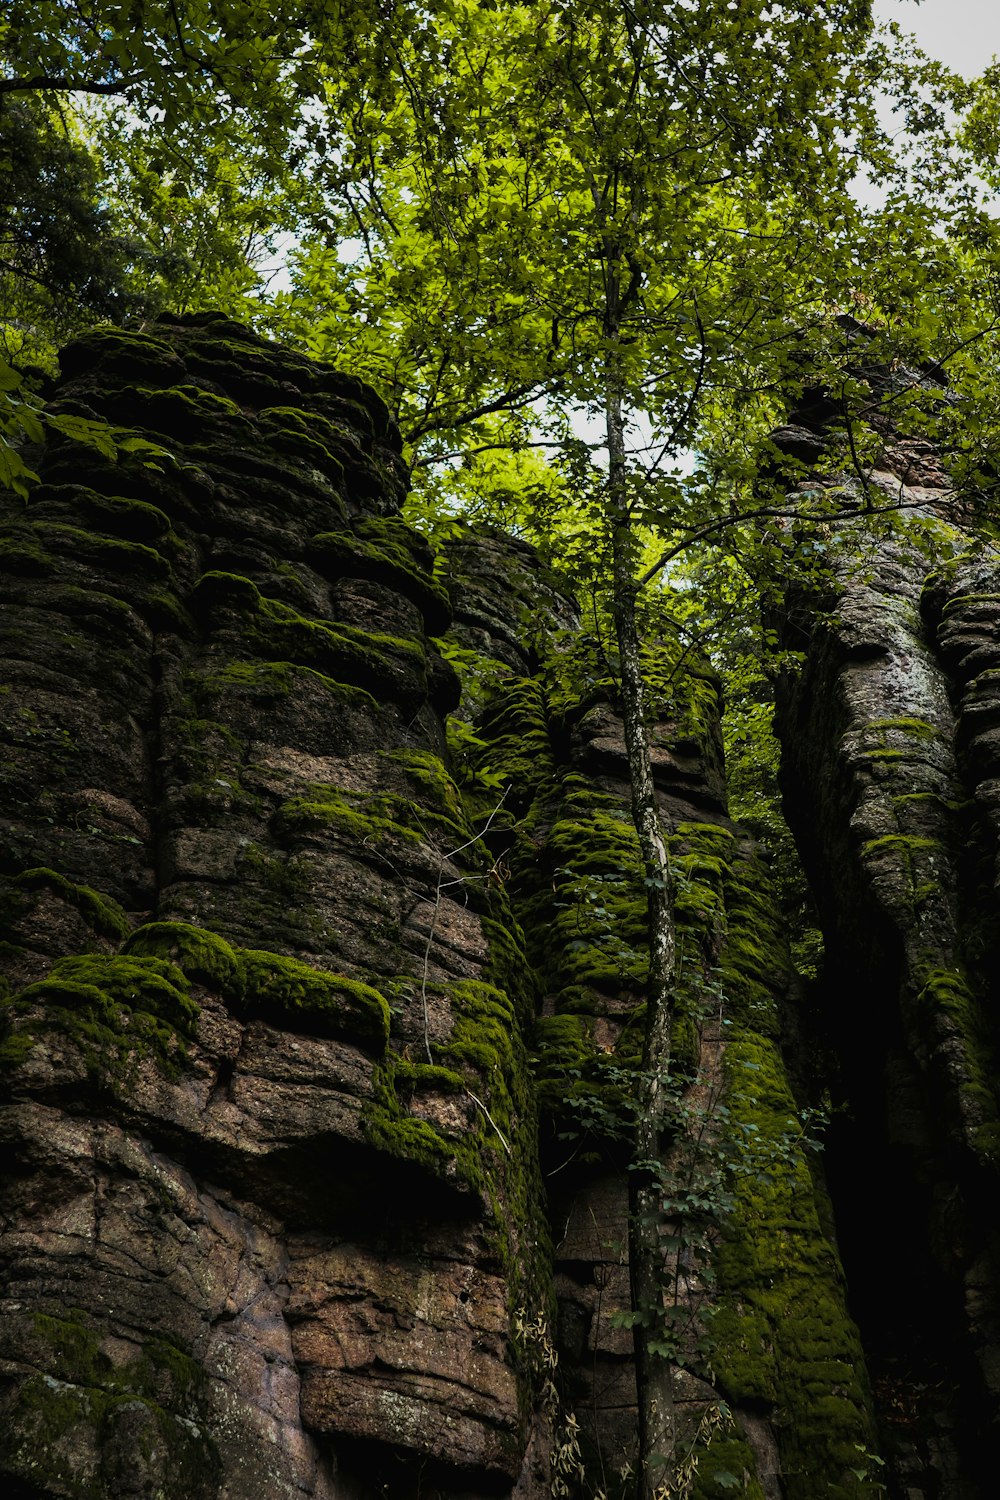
0, 440, 40, 497
44, 413, 118, 461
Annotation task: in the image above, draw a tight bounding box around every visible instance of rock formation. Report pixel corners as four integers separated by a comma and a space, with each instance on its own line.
2, 314, 991, 1500
773, 376, 1000, 1497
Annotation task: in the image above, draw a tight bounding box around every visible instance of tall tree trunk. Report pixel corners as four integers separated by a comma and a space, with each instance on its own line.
604, 300, 678, 1500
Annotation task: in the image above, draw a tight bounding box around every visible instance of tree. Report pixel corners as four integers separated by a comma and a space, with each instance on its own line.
283, 5, 1000, 1489
282, 3, 948, 1488
0, 96, 138, 350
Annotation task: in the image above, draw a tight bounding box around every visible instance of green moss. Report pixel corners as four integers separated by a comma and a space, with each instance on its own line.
913, 963, 1000, 1163
382, 748, 467, 823
691, 1434, 767, 1500
6, 867, 129, 941
363, 1101, 469, 1179
274, 785, 420, 845
362, 967, 548, 1338
200, 659, 297, 695
665, 822, 787, 1042
309, 516, 452, 634
189, 569, 260, 613
240, 948, 389, 1048
511, 804, 650, 1026
866, 716, 938, 740
196, 658, 379, 712
530, 1013, 593, 1106
1, 1309, 219, 1499
274, 779, 471, 852
857, 833, 948, 917
939, 591, 1000, 618
393, 1059, 466, 1095
33, 1311, 108, 1388
125, 922, 244, 996
454, 676, 554, 802
28, 523, 172, 581
712, 1031, 880, 1499
257, 406, 348, 480
43, 489, 181, 552
189, 571, 427, 707
125, 921, 389, 1049
860, 834, 941, 858
30, 1311, 206, 1409
891, 791, 970, 812
236, 843, 312, 905
51, 955, 195, 1028
442, 979, 517, 1075
0, 953, 197, 1078
71, 325, 177, 366
0, 530, 57, 575
127, 382, 247, 439
32, 581, 144, 627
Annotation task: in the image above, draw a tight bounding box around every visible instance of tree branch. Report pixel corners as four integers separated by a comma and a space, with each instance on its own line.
0, 73, 141, 96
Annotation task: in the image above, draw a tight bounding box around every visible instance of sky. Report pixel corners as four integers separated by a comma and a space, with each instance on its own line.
874, 0, 1000, 77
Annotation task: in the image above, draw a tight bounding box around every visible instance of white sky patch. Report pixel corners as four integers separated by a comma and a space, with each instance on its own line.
565, 404, 697, 476
873, 0, 1000, 78
856, 2, 1000, 213
257, 231, 299, 294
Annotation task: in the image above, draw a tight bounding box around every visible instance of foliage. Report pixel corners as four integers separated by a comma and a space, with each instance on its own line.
0, 96, 137, 358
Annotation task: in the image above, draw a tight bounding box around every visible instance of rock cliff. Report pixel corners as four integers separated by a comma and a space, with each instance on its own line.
773, 378, 1000, 1497
0, 315, 977, 1500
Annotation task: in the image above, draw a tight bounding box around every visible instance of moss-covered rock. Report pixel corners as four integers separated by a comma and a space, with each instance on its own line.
190, 569, 429, 710
310, 516, 452, 636
2, 867, 130, 942
124, 920, 391, 1049
0, 952, 198, 1078
709, 1032, 878, 1500
0, 1310, 220, 1500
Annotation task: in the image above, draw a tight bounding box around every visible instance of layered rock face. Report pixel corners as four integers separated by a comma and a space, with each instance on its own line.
1, 317, 879, 1500
0, 316, 536, 1500
774, 391, 1000, 1497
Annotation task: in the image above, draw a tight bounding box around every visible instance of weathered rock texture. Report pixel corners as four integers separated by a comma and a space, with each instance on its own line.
0, 317, 886, 1500
0, 316, 537, 1500
774, 381, 1000, 1497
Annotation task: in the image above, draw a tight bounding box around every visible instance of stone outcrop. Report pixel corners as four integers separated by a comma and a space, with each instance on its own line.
774, 383, 1000, 1497
0, 316, 921, 1500
0, 316, 538, 1500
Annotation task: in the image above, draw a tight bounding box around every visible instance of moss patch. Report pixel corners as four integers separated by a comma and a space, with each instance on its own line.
0, 953, 197, 1079
189, 570, 427, 708
912, 961, 1000, 1164
194, 658, 379, 715
240, 948, 389, 1046
274, 777, 472, 855
710, 1032, 879, 1500
3, 867, 129, 941
310, 516, 452, 635
0, 1309, 219, 1500
125, 921, 391, 1051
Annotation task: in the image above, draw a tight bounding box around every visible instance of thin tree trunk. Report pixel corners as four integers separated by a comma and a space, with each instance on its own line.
604, 300, 678, 1499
